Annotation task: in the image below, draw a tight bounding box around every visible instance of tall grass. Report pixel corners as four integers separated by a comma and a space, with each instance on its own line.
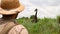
17, 17, 60, 34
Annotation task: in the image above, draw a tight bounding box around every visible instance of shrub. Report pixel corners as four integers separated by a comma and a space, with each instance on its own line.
57, 15, 60, 23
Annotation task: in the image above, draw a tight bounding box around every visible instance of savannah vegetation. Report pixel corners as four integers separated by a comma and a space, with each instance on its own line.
17, 15, 60, 34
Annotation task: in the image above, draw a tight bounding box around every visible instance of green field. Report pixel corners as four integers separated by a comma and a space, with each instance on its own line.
17, 17, 60, 34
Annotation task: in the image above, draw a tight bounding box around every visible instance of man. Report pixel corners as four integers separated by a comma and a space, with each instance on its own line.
0, 0, 28, 34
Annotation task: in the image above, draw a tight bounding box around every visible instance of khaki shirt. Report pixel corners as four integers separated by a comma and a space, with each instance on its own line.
0, 19, 28, 34
8, 25, 28, 34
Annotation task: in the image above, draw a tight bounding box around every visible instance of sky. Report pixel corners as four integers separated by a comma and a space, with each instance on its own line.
17, 0, 60, 18
0, 0, 60, 18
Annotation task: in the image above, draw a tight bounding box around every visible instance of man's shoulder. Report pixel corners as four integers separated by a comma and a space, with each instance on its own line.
8, 24, 28, 34
10, 25, 26, 30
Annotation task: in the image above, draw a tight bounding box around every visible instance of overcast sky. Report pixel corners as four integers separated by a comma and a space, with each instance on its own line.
0, 0, 60, 18
17, 0, 60, 18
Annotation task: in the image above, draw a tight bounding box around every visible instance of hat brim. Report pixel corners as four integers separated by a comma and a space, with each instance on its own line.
0, 4, 24, 15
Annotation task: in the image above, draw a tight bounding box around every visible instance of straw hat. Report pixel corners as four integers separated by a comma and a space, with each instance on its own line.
0, 0, 24, 15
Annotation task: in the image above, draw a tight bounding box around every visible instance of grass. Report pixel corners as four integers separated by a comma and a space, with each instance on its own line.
17, 17, 60, 34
